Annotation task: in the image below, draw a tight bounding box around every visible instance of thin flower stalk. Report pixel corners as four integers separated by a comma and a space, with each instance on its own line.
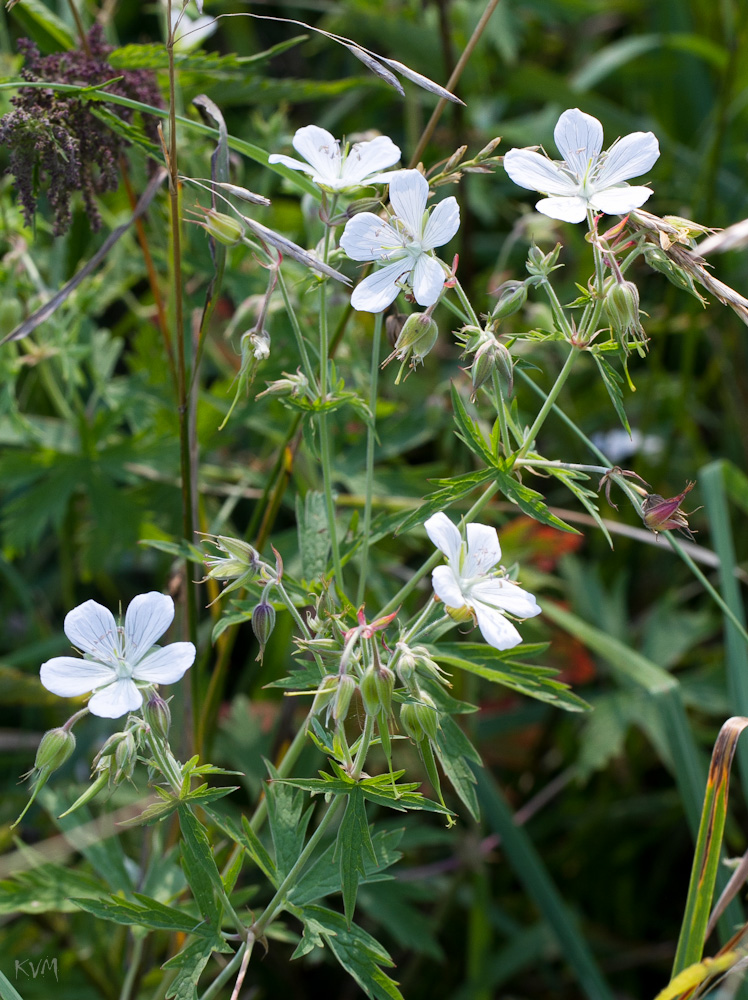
357, 312, 384, 605
515, 345, 579, 461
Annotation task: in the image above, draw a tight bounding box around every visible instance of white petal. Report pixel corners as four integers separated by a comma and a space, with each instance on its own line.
389, 170, 429, 238
471, 578, 541, 619
88, 679, 143, 719
291, 125, 341, 182
40, 656, 116, 697
133, 643, 196, 685
424, 512, 463, 564
411, 253, 446, 307
64, 600, 119, 662
350, 260, 410, 313
534, 195, 588, 223
553, 108, 603, 177
472, 600, 524, 650
464, 523, 501, 575
596, 131, 659, 187
589, 185, 653, 216
340, 213, 406, 262
124, 593, 174, 665
341, 136, 401, 185
267, 153, 315, 176
503, 149, 578, 195
432, 565, 466, 609
422, 196, 460, 250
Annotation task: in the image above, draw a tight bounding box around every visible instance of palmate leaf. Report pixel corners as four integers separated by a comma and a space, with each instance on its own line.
178, 807, 224, 930
430, 643, 591, 712
290, 828, 403, 907
493, 467, 578, 533
450, 383, 495, 464
163, 939, 217, 1000
73, 892, 217, 936
290, 904, 403, 1000
266, 771, 315, 879
591, 351, 631, 434
432, 715, 482, 820
395, 468, 496, 535
542, 465, 613, 547
277, 768, 454, 817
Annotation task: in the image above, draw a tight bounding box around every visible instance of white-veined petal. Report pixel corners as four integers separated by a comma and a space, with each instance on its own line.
534, 195, 588, 223
553, 108, 604, 177
411, 253, 446, 307
589, 185, 653, 216
40, 656, 116, 697
389, 170, 429, 238
64, 600, 119, 662
350, 260, 411, 313
464, 523, 502, 575
341, 136, 401, 185
88, 679, 143, 719
267, 153, 316, 176
422, 196, 460, 250
471, 578, 541, 619
133, 642, 196, 684
432, 565, 466, 609
340, 213, 406, 261
472, 600, 524, 650
424, 512, 463, 565
124, 593, 174, 665
503, 149, 578, 196
596, 131, 659, 187
291, 125, 341, 182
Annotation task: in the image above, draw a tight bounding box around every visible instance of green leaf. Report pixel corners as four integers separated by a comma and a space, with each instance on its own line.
0, 969, 26, 1000
450, 384, 495, 464
432, 715, 481, 820
73, 893, 213, 936
163, 939, 217, 1000
297, 490, 331, 581
0, 862, 105, 915
591, 352, 630, 435
395, 469, 496, 535
494, 467, 579, 533
266, 773, 315, 879
292, 904, 403, 1000
544, 466, 613, 547
431, 643, 591, 712
291, 829, 403, 907
109, 36, 306, 71
335, 787, 377, 924
90, 106, 161, 158
7, 0, 76, 51
178, 807, 224, 929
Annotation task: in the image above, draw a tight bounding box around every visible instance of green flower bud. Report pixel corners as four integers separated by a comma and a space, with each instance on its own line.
200, 209, 245, 247
204, 535, 261, 582
113, 731, 138, 782
491, 280, 528, 321
374, 665, 395, 718
311, 674, 339, 717
470, 338, 514, 400
256, 369, 309, 400
644, 247, 693, 291
414, 692, 439, 741
392, 313, 439, 366
400, 702, 425, 742
252, 600, 276, 662
35, 727, 76, 774
526, 243, 562, 278
333, 674, 357, 723
143, 692, 171, 741
359, 668, 381, 717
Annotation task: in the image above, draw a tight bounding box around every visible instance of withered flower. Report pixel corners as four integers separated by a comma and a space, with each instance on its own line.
640, 481, 699, 540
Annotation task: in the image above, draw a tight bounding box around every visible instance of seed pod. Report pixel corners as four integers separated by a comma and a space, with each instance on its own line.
400, 702, 425, 742
252, 600, 276, 662
34, 727, 76, 773
143, 692, 171, 741
414, 692, 439, 741
359, 668, 381, 717
392, 313, 439, 364
200, 209, 245, 247
491, 280, 527, 321
333, 674, 357, 723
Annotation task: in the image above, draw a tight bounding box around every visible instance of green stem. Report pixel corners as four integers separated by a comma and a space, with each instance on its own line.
198, 938, 254, 1000
539, 278, 575, 340
119, 934, 144, 1000
253, 797, 344, 934
276, 268, 317, 385
450, 276, 481, 328
515, 346, 578, 460
357, 313, 383, 606
491, 370, 511, 459
351, 714, 375, 779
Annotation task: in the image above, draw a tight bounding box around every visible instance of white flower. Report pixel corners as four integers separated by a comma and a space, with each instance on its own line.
40, 593, 196, 719
268, 125, 401, 193
503, 108, 660, 224
340, 170, 460, 313
170, 8, 217, 52
424, 512, 540, 650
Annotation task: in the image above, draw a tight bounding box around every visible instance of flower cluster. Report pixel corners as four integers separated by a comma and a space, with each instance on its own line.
0, 27, 162, 234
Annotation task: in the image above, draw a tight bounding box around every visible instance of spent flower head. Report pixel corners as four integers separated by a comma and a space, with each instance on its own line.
268, 125, 401, 193
503, 108, 660, 224
40, 593, 195, 719
341, 169, 460, 312
425, 512, 540, 650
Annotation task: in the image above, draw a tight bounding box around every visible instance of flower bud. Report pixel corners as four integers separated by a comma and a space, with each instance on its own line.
526, 243, 562, 278
470, 338, 513, 400
204, 535, 260, 582
311, 674, 339, 716
242, 327, 271, 362
396, 648, 419, 693
35, 727, 76, 774
199, 209, 245, 247
605, 280, 646, 354
113, 731, 138, 782
143, 692, 171, 741
414, 692, 439, 742
491, 280, 527, 321
256, 369, 309, 400
400, 702, 425, 742
444, 145, 468, 173
643, 247, 693, 291
359, 668, 381, 717
333, 674, 357, 723
392, 313, 439, 365
252, 600, 276, 662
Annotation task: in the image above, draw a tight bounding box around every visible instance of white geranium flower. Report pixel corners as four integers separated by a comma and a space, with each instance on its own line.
40, 593, 196, 719
503, 108, 660, 224
424, 512, 540, 650
340, 169, 460, 313
268, 125, 401, 193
